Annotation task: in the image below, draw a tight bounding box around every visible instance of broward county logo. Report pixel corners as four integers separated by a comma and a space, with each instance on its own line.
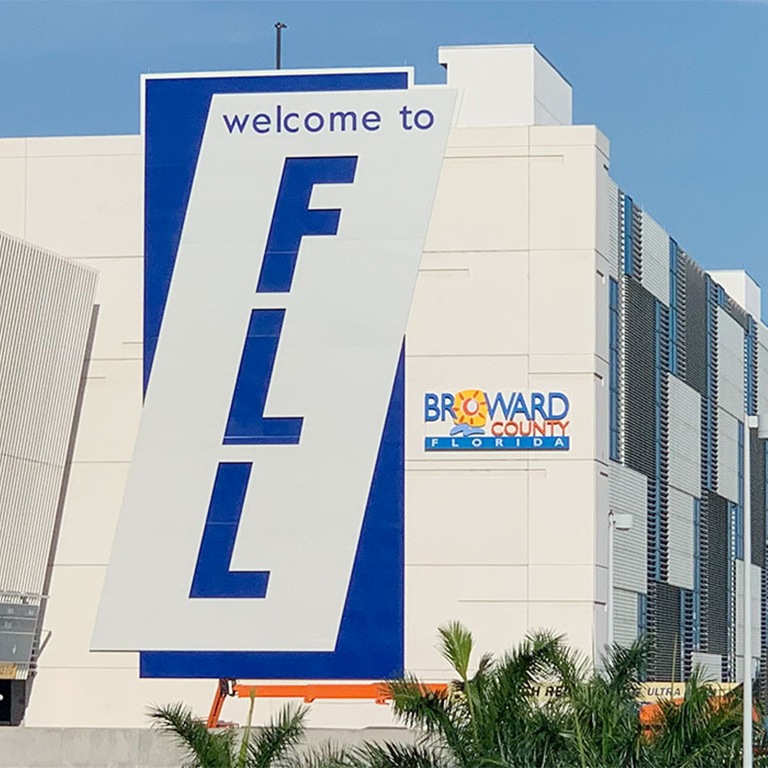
424, 389, 571, 451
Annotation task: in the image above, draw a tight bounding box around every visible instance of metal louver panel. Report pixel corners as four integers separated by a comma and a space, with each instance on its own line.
674, 246, 688, 380
717, 410, 740, 504
751, 430, 766, 569
0, 231, 97, 680
757, 325, 768, 417
683, 257, 708, 398
649, 581, 682, 681
659, 304, 670, 583
691, 651, 722, 681
640, 211, 670, 305
681, 588, 696, 678
610, 464, 648, 594
717, 307, 745, 420
624, 279, 657, 478
606, 176, 620, 277
668, 488, 695, 591
631, 202, 643, 282
705, 491, 729, 656
667, 374, 702, 497
614, 588, 640, 648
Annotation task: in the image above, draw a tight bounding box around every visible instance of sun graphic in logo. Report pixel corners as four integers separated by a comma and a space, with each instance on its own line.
452, 389, 488, 429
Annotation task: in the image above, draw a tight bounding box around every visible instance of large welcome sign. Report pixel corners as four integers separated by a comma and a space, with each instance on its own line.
92, 71, 455, 679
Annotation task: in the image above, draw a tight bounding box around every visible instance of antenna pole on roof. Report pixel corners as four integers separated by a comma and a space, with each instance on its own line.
275, 22, 287, 70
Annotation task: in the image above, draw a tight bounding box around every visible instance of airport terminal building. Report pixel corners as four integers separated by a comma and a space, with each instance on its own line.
1, 44, 766, 727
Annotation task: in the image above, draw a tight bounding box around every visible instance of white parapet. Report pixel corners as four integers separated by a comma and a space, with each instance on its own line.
438, 44, 572, 128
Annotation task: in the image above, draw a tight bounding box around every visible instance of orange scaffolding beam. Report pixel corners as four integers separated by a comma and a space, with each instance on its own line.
206, 680, 449, 727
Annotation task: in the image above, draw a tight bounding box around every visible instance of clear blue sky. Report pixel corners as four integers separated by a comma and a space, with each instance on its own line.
1, 1, 766, 308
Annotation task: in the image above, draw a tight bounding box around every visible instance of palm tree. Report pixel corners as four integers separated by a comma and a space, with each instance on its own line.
646, 668, 746, 768
545, 636, 648, 768
364, 621, 570, 767
148, 625, 766, 768
149, 697, 307, 768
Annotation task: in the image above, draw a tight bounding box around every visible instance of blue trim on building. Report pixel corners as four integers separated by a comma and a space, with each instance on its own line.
703, 276, 716, 492
747, 317, 757, 416
650, 300, 663, 581
638, 592, 648, 636
693, 498, 702, 649
735, 421, 745, 560
668, 239, 680, 376
623, 194, 634, 276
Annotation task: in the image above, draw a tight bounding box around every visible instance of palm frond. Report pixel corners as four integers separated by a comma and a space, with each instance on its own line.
148, 702, 235, 768
600, 636, 647, 694
247, 702, 308, 768
650, 667, 743, 768
351, 741, 453, 768
285, 741, 356, 768
437, 621, 473, 682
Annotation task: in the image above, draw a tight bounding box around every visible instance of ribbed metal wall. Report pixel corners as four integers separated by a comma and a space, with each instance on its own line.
640, 211, 670, 306
605, 177, 620, 277
691, 651, 722, 680
0, 231, 96, 679
614, 588, 639, 647
650, 581, 682, 681
610, 463, 648, 594
751, 430, 765, 569
624, 279, 657, 479
734, 561, 762, 671
608, 185, 768, 691
717, 307, 745, 420
668, 488, 695, 591
683, 259, 708, 399
758, 326, 768, 417
668, 374, 701, 497
716, 410, 740, 504
705, 491, 729, 656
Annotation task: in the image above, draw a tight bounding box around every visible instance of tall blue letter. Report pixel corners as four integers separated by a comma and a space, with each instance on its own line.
193, 156, 358, 600
190, 463, 270, 598
256, 156, 358, 293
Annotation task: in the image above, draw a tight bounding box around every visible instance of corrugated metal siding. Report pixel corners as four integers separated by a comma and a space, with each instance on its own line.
717, 409, 740, 504
650, 581, 682, 681
668, 374, 701, 497
683, 258, 708, 399
706, 491, 729, 656
0, 231, 96, 678
735, 561, 762, 658
605, 177, 620, 277
640, 211, 670, 306
751, 429, 765, 569
668, 488, 695, 590
717, 307, 745, 420
758, 325, 768, 418
610, 463, 648, 594
614, 588, 639, 648
624, 279, 657, 479
691, 651, 722, 681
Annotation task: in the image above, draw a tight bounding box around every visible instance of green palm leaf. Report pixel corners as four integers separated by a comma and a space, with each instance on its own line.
246, 702, 308, 768
148, 702, 235, 768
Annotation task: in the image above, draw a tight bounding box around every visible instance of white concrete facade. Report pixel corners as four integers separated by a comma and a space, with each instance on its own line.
0, 46, 613, 728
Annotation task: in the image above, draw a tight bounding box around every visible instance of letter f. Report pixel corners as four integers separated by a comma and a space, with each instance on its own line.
257, 156, 358, 293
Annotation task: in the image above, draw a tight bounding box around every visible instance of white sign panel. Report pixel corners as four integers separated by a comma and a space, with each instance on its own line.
93, 73, 454, 679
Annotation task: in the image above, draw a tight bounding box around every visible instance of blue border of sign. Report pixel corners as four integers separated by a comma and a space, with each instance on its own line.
140, 71, 408, 679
